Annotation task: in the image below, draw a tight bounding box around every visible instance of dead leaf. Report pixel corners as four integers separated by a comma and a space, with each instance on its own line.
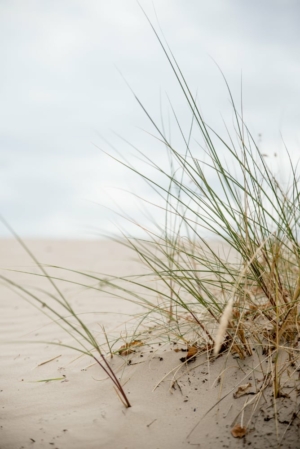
180, 346, 198, 362
231, 424, 247, 438
118, 340, 143, 356
187, 346, 198, 358
233, 383, 252, 398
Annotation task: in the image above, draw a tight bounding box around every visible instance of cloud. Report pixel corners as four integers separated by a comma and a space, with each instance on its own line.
0, 0, 299, 237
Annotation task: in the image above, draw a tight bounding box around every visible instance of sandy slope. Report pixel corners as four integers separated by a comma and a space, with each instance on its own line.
1, 239, 300, 449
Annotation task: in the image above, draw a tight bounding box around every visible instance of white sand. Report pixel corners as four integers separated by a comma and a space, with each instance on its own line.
1, 239, 299, 448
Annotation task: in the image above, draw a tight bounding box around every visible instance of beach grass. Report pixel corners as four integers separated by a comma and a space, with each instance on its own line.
97, 13, 300, 382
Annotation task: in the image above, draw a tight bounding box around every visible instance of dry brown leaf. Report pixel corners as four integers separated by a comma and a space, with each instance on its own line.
118, 340, 143, 356
233, 383, 252, 398
231, 424, 247, 438
187, 346, 198, 358
180, 346, 198, 362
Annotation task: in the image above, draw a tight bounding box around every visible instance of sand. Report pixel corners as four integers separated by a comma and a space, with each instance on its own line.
1, 239, 300, 448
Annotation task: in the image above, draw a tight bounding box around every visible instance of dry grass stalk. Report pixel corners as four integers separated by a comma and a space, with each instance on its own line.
214, 297, 233, 356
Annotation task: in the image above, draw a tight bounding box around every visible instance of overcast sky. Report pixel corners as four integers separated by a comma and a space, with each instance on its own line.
1, 0, 300, 238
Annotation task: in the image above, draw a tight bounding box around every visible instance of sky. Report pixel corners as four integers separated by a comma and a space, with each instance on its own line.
1, 0, 300, 239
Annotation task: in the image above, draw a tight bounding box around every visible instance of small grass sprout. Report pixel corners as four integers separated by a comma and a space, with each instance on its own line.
0, 216, 131, 408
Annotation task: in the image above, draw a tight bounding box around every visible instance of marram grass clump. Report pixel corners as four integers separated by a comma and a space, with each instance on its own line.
93, 17, 300, 405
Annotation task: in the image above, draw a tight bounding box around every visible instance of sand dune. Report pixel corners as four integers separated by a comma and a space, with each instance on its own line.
1, 239, 299, 448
